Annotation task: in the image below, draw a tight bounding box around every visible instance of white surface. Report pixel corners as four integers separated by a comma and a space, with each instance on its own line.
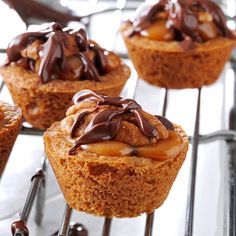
0, 73, 232, 236
0, 1, 234, 235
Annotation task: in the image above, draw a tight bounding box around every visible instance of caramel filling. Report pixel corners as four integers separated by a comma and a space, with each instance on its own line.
81, 131, 183, 161
141, 19, 218, 42
198, 21, 218, 40
140, 20, 173, 41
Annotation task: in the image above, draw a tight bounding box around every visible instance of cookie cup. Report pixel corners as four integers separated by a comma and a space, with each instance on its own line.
0, 64, 130, 130
121, 25, 236, 88
44, 122, 188, 218
0, 101, 22, 174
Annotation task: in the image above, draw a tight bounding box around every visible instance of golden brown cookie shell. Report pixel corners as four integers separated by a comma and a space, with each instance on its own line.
0, 101, 22, 174
44, 122, 188, 217
121, 25, 236, 89
0, 63, 130, 130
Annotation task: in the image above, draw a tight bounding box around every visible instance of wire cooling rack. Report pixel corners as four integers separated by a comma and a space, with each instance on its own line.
1, 0, 236, 235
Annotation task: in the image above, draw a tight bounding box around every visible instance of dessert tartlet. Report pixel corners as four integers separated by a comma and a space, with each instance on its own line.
120, 0, 236, 89
0, 101, 22, 174
0, 22, 130, 130
44, 90, 189, 217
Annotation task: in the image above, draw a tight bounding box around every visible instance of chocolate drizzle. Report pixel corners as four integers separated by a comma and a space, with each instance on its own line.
129, 0, 235, 49
3, 0, 81, 27
6, 23, 111, 83
7, 31, 48, 62
155, 115, 174, 131
68, 90, 159, 155
90, 44, 109, 74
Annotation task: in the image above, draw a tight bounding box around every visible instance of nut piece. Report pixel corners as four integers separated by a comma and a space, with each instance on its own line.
62, 99, 170, 147
198, 11, 213, 23
21, 39, 42, 60
63, 35, 80, 57
60, 56, 83, 81
198, 21, 218, 40
115, 121, 152, 146
142, 111, 169, 140
107, 52, 121, 71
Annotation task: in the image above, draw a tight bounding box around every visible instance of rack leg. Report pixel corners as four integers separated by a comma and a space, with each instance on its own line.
144, 212, 154, 236
102, 218, 112, 236
185, 88, 202, 236
11, 169, 45, 236
35, 155, 47, 225
58, 204, 73, 236
228, 59, 236, 236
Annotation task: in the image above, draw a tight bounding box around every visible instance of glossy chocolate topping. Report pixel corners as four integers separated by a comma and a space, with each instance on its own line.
129, 0, 235, 48
6, 23, 111, 83
11, 220, 29, 236
3, 0, 81, 26
155, 115, 174, 131
68, 90, 170, 155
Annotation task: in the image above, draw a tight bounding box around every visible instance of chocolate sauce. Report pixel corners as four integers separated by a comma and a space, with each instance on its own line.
129, 0, 235, 49
11, 220, 29, 236
155, 115, 174, 131
7, 31, 48, 62
68, 90, 164, 155
78, 52, 101, 82
90, 44, 110, 75
6, 23, 110, 83
71, 110, 94, 138
3, 0, 81, 27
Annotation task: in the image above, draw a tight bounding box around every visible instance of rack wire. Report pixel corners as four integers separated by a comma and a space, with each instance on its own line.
1, 0, 236, 235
